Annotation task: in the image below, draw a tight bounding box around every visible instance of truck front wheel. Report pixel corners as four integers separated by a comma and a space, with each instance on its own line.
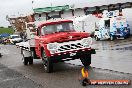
80, 55, 91, 67
42, 50, 53, 73
21, 50, 28, 65
29, 57, 33, 65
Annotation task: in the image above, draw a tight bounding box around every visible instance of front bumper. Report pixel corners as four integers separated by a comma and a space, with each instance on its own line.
50, 49, 96, 62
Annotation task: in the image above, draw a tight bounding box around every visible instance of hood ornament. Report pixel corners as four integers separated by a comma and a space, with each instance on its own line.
68, 36, 72, 39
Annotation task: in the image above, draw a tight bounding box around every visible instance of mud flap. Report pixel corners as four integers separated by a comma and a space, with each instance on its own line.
0, 53, 2, 57
90, 49, 96, 54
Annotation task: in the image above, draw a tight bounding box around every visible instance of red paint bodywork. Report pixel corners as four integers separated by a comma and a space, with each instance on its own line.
35, 20, 91, 58
38, 20, 73, 28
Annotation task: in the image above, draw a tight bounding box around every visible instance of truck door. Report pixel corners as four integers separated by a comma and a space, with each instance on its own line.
105, 20, 110, 30
35, 28, 41, 57
103, 20, 110, 38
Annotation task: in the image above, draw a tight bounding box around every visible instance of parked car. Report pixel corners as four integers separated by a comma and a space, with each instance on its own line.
94, 11, 130, 41
9, 35, 23, 44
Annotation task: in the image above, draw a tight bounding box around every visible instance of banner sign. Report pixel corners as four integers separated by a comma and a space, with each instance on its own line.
33, 5, 70, 13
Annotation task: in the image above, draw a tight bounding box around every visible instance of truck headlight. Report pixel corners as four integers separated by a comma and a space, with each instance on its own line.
47, 43, 59, 53
81, 37, 92, 47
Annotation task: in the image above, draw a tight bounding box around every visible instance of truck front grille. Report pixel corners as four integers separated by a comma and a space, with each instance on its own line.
58, 43, 83, 52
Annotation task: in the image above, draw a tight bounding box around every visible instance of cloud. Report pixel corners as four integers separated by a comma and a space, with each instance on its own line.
0, 0, 33, 27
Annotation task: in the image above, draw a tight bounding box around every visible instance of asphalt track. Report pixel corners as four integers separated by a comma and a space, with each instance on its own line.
0, 37, 132, 88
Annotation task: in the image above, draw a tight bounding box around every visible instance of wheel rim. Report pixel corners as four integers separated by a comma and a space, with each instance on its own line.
42, 51, 48, 70
110, 36, 113, 40
95, 36, 98, 40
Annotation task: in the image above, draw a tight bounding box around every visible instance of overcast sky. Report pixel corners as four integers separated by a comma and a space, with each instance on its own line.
0, 0, 33, 27
0, 0, 131, 27
0, 0, 105, 27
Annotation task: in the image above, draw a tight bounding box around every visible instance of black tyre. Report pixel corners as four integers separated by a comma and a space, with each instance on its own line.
80, 55, 91, 67
22, 57, 28, 65
110, 35, 114, 41
21, 49, 29, 65
29, 57, 33, 65
95, 36, 100, 41
42, 50, 53, 73
81, 78, 91, 86
81, 79, 87, 86
125, 34, 130, 38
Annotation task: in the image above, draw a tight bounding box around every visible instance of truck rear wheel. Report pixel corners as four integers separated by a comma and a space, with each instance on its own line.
42, 50, 53, 73
80, 55, 91, 67
29, 57, 33, 65
21, 49, 32, 65
22, 56, 28, 65
21, 49, 28, 65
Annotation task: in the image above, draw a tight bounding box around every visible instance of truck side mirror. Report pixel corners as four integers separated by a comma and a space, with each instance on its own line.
36, 28, 39, 36
35, 31, 38, 36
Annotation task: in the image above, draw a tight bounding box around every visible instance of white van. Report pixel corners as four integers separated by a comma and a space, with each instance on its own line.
9, 34, 22, 44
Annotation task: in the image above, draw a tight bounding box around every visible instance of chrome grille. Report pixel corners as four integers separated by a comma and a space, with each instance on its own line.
58, 43, 83, 51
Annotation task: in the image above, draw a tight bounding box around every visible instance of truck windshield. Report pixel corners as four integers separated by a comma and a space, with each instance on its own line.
41, 22, 75, 35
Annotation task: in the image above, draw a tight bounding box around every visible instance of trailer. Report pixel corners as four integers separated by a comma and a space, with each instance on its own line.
73, 15, 100, 35
94, 10, 130, 41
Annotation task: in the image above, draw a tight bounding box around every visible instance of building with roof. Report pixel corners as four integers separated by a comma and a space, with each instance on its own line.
32, 0, 132, 21
31, 0, 132, 34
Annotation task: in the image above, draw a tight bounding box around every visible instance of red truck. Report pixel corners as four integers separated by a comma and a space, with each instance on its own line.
16, 19, 96, 73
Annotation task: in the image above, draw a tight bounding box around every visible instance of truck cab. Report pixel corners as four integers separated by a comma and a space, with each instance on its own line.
19, 19, 96, 73
34, 19, 96, 72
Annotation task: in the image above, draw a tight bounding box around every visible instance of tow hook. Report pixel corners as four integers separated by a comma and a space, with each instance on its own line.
79, 67, 91, 86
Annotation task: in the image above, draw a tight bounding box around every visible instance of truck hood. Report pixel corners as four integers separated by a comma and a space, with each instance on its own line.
40, 32, 90, 43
